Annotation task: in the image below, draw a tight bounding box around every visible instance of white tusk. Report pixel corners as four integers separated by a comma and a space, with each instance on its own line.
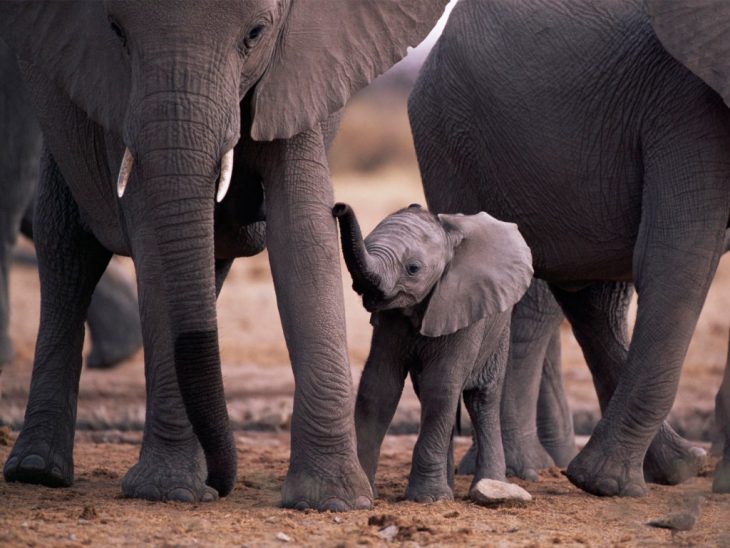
117, 148, 134, 198
216, 148, 234, 203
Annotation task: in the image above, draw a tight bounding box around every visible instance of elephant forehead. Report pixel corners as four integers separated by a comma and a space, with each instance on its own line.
367, 211, 445, 250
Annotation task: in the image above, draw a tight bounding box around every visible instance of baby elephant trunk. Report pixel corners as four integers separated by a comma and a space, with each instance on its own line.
333, 203, 382, 296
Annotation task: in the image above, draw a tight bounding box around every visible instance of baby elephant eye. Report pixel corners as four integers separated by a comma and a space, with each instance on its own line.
246, 24, 265, 43
406, 263, 421, 275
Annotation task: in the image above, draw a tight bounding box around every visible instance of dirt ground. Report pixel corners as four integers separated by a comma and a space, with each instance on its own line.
0, 433, 728, 546
2, 94, 730, 544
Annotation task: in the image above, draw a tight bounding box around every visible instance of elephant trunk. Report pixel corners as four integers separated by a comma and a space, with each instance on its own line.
332, 202, 382, 296
129, 83, 240, 496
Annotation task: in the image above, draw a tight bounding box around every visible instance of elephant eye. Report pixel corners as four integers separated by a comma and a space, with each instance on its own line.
244, 24, 266, 47
406, 263, 421, 276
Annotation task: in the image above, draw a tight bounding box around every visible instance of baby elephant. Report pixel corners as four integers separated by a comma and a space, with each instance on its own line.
333, 203, 533, 502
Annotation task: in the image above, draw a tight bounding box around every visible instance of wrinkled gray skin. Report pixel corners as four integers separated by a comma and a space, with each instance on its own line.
0, 41, 141, 369
492, 232, 730, 483
410, 0, 730, 496
334, 203, 533, 502
458, 278, 576, 481
0, 0, 446, 509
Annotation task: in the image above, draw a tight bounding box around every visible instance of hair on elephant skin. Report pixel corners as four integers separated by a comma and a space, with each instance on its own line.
0, 0, 448, 510
410, 0, 730, 497
0, 40, 141, 370
334, 202, 533, 502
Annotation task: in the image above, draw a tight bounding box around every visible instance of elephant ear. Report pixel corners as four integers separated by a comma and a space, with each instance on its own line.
420, 212, 533, 338
647, 0, 730, 107
250, 0, 448, 141
0, 2, 129, 131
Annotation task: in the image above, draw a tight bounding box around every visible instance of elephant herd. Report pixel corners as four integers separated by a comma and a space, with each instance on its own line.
0, 0, 729, 513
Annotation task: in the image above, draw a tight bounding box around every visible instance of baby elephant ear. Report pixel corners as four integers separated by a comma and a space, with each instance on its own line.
420, 212, 533, 338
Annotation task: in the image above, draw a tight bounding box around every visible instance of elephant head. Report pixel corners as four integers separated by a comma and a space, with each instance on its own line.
333, 203, 534, 337
0, 1, 447, 497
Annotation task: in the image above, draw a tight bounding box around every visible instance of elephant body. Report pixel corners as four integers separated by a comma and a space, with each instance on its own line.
0, 39, 141, 369
334, 204, 533, 502
410, 0, 730, 496
0, 0, 447, 509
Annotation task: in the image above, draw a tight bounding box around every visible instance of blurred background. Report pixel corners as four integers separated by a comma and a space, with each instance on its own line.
1, 0, 726, 448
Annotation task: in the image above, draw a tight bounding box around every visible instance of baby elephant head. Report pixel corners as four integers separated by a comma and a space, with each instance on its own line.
333, 203, 534, 337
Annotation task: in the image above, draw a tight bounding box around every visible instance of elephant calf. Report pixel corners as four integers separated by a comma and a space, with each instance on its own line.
333, 203, 533, 502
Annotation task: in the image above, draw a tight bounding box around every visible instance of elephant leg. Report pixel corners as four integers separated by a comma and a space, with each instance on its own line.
464, 333, 509, 488
259, 129, 371, 512
3, 147, 110, 487
0, 93, 41, 366
122, 258, 233, 502
564, 144, 728, 496
86, 259, 142, 369
553, 281, 706, 486
713, 338, 730, 492
406, 370, 462, 502
711, 340, 730, 457
536, 328, 577, 467
354, 325, 409, 495
501, 278, 563, 481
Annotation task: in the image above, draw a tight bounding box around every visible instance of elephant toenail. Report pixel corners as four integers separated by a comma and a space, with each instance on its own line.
622, 483, 647, 497
293, 501, 310, 511
595, 478, 619, 496
355, 496, 372, 510
4, 456, 19, 474
20, 454, 46, 471
524, 469, 540, 482
690, 447, 707, 459
168, 488, 195, 502
320, 498, 348, 512
201, 489, 218, 502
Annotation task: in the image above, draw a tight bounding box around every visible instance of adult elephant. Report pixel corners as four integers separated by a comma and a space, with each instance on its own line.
0, 0, 447, 509
409, 0, 730, 496
1, 40, 141, 368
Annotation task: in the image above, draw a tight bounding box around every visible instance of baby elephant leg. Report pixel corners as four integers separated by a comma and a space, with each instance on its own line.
354, 324, 409, 494
464, 331, 509, 486
407, 366, 464, 502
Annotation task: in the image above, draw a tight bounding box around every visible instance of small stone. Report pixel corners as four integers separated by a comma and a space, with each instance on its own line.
79, 506, 97, 521
469, 479, 532, 505
377, 525, 399, 542
69, 534, 77, 541
275, 532, 291, 543
20, 522, 28, 529
333, 516, 342, 524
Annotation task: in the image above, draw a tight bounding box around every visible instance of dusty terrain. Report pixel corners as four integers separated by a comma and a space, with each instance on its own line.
1, 93, 730, 545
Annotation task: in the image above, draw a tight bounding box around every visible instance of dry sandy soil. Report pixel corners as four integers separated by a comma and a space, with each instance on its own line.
1, 95, 730, 544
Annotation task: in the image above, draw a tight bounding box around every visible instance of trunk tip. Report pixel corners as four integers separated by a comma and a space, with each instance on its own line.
332, 202, 351, 218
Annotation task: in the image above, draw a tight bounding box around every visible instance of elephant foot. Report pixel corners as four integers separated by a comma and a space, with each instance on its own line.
122, 437, 218, 502
86, 328, 142, 370
643, 424, 706, 485
566, 439, 647, 497
4, 420, 74, 487
457, 441, 478, 475
0, 334, 14, 365
713, 457, 730, 493
503, 431, 554, 482
539, 435, 578, 468
281, 453, 372, 511
406, 478, 453, 503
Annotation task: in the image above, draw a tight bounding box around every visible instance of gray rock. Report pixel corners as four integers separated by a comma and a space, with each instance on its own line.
469, 479, 532, 505
377, 525, 399, 542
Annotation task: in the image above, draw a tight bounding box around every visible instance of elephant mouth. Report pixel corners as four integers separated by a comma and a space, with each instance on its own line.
362, 290, 414, 313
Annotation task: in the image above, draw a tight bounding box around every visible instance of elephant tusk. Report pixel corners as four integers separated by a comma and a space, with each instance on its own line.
117, 148, 134, 198
216, 148, 234, 203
